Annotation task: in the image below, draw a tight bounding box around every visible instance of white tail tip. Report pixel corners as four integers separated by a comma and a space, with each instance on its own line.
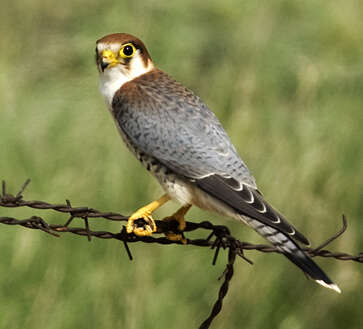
316, 280, 341, 294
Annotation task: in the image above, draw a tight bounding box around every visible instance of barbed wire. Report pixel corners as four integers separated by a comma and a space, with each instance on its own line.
1, 179, 362, 329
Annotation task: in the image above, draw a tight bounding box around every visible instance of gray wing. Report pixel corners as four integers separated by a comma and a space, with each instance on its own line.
112, 69, 309, 245
113, 70, 256, 186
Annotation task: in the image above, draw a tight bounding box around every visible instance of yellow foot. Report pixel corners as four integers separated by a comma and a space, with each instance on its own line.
126, 194, 170, 237
127, 209, 156, 236
162, 204, 191, 244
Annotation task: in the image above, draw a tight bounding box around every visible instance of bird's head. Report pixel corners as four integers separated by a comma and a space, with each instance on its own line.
96, 33, 154, 104
96, 33, 153, 75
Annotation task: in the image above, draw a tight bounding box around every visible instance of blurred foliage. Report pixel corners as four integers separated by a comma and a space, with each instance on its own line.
0, 1, 362, 328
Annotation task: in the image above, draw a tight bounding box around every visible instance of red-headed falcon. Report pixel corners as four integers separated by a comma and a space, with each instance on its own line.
95, 33, 340, 293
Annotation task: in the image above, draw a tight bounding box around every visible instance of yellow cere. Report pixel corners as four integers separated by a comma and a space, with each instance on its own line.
102, 50, 116, 61
101, 49, 119, 69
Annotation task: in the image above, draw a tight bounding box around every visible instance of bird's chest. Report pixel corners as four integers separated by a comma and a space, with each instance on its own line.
111, 114, 166, 178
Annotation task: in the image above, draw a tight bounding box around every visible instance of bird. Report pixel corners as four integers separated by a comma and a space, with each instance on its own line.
95, 32, 340, 293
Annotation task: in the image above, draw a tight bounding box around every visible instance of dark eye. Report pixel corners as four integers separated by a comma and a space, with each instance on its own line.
120, 43, 136, 58
123, 45, 133, 56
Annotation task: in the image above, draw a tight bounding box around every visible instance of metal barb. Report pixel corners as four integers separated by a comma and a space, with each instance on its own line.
16, 179, 31, 199
311, 215, 348, 255
63, 200, 76, 227
123, 240, 133, 260
0, 180, 362, 329
1, 181, 6, 197
205, 231, 215, 242
84, 217, 91, 242
212, 242, 221, 266
119, 226, 134, 261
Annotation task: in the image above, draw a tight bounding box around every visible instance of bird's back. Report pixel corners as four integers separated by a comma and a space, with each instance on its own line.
112, 68, 257, 188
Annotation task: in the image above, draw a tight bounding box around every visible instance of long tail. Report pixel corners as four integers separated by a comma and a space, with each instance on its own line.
194, 175, 340, 292
242, 216, 341, 293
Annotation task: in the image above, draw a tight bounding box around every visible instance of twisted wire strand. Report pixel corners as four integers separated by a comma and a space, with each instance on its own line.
1, 180, 362, 329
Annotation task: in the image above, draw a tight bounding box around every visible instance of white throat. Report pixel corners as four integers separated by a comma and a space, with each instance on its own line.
98, 54, 153, 106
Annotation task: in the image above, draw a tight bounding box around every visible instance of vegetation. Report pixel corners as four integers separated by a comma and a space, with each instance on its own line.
0, 1, 362, 328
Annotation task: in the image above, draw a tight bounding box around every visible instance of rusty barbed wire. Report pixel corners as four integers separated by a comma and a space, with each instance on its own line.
0, 180, 362, 329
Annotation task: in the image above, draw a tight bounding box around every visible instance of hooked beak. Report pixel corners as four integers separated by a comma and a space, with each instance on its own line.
100, 50, 119, 72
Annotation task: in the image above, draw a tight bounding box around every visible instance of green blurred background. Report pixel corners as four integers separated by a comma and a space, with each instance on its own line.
0, 1, 362, 328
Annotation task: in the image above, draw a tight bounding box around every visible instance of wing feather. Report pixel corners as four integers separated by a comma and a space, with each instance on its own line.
113, 69, 309, 245
109, 68, 340, 290
195, 175, 310, 245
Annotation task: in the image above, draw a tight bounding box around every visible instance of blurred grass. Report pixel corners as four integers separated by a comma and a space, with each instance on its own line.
0, 0, 362, 328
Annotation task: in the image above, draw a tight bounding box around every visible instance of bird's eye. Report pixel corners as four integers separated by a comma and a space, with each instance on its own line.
120, 43, 136, 58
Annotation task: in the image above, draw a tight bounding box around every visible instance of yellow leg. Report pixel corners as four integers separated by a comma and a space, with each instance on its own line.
162, 204, 192, 244
127, 194, 170, 236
